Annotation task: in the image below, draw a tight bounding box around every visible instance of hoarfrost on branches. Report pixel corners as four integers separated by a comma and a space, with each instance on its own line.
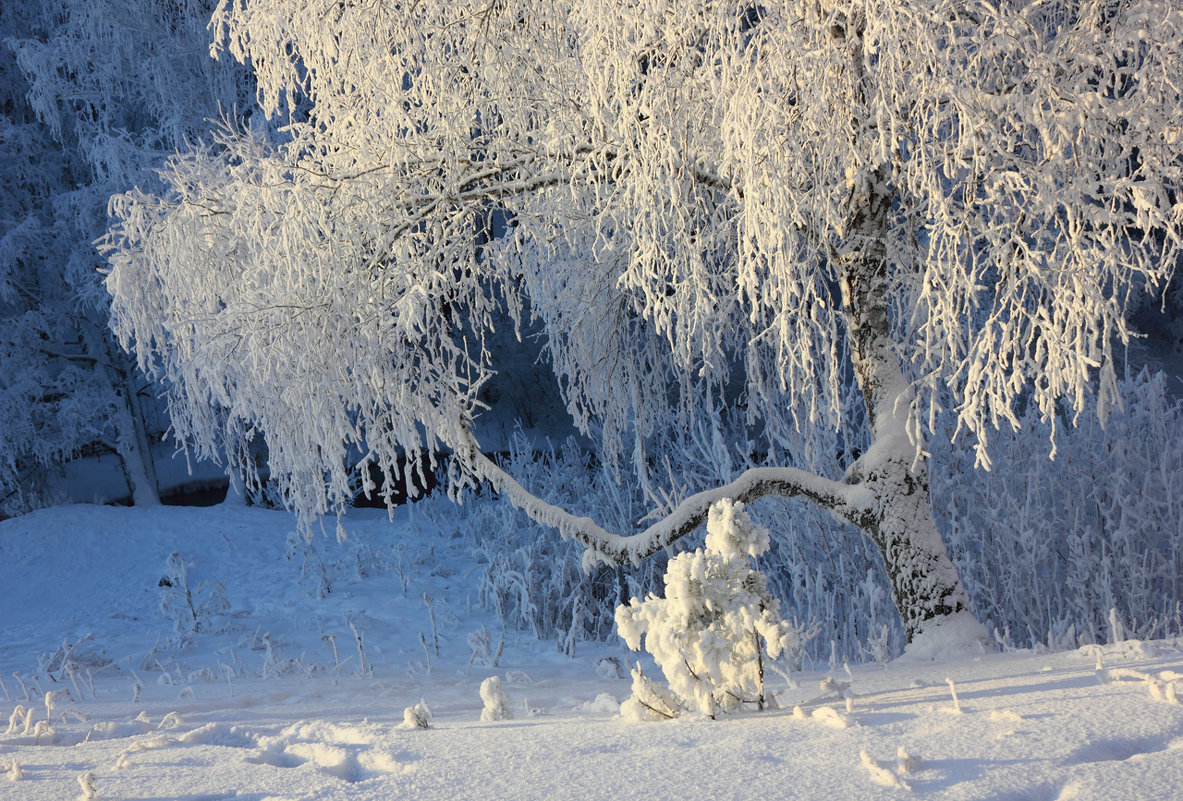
103, 0, 1183, 636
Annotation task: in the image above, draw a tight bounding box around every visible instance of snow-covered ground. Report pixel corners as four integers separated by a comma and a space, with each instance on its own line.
1, 503, 1182, 800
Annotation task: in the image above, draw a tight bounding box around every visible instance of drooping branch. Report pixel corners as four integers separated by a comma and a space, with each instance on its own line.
458, 427, 867, 569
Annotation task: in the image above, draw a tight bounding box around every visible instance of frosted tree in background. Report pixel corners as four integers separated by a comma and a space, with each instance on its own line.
105, 0, 1182, 638
1, 0, 253, 511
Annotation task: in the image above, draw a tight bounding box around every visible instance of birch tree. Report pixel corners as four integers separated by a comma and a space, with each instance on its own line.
104, 0, 1182, 639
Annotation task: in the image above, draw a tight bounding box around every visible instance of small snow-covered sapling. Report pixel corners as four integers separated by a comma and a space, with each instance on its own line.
347, 619, 371, 677
467, 626, 491, 672
424, 593, 440, 657
5, 705, 25, 735
616, 499, 798, 718
946, 677, 963, 713
11, 672, 30, 702
322, 634, 342, 674
479, 676, 512, 722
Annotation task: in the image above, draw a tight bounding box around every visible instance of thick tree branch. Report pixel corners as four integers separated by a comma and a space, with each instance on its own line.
459, 428, 867, 569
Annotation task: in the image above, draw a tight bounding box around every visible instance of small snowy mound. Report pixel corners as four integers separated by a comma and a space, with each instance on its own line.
479, 676, 512, 722
897, 610, 991, 663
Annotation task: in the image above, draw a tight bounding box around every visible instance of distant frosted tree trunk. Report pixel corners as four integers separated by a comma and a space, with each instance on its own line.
113, 369, 161, 507
82, 324, 160, 506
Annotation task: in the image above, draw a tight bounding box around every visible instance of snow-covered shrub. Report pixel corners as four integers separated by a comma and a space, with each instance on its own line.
283, 532, 331, 599
616, 500, 797, 718
36, 635, 110, 682
399, 700, 432, 729
479, 676, 512, 722
157, 553, 231, 638
466, 626, 503, 672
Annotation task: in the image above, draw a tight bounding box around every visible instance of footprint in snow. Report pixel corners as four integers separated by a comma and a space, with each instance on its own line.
246, 720, 418, 783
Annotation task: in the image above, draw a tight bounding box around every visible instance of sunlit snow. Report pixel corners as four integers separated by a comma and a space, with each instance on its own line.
2, 503, 1181, 801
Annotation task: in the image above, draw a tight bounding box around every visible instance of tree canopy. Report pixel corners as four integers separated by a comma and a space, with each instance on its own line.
104, 0, 1183, 633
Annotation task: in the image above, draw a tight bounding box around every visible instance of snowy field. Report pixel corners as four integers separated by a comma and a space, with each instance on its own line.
1, 503, 1182, 801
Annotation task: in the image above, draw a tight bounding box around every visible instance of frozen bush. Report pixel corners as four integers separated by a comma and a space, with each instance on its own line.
934, 370, 1183, 648
616, 500, 797, 718
158, 553, 232, 638
479, 676, 512, 722
400, 700, 432, 729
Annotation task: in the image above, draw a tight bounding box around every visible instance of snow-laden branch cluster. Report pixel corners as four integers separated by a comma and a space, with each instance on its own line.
104, 0, 1182, 531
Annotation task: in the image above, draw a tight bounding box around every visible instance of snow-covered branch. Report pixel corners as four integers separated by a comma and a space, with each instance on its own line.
460, 428, 864, 568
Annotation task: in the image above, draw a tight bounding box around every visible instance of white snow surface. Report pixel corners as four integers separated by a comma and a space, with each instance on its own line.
1, 503, 1182, 800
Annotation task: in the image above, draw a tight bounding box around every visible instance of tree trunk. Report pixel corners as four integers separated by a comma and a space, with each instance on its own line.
836, 168, 971, 640
84, 323, 161, 506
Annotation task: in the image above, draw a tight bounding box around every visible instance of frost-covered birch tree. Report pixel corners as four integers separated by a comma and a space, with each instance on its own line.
104, 0, 1182, 639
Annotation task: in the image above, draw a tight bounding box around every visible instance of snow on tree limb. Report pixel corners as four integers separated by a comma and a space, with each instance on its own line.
461, 427, 866, 569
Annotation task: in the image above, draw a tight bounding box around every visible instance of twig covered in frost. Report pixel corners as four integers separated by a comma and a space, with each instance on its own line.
58, 709, 89, 725
218, 661, 235, 697
11, 673, 30, 703
945, 677, 963, 713
322, 634, 341, 674
347, 619, 370, 677
64, 664, 85, 702
423, 593, 440, 657
419, 633, 432, 674
77, 771, 97, 799
5, 705, 25, 735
